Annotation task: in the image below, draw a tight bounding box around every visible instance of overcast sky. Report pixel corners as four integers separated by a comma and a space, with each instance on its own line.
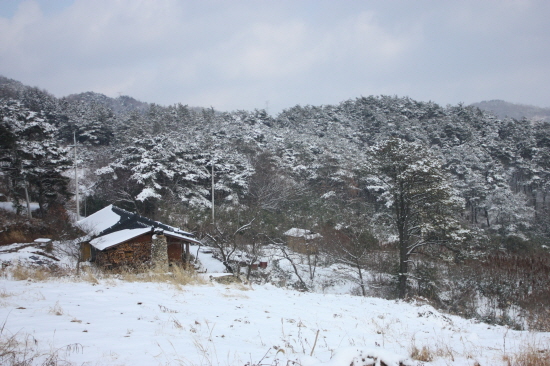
1, 0, 549, 114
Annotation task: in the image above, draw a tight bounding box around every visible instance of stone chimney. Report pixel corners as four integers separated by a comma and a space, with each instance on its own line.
151, 229, 168, 270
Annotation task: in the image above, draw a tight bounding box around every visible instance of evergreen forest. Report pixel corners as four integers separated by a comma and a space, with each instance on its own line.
1, 75, 549, 330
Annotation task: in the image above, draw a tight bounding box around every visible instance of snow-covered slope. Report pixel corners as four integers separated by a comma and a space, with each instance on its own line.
1, 276, 548, 366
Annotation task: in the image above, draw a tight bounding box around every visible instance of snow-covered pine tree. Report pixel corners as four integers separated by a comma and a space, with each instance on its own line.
0, 100, 72, 215
367, 137, 468, 299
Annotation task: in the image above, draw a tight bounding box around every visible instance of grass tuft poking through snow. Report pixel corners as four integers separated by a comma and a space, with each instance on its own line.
410, 343, 434, 362
2, 261, 206, 288
9, 264, 55, 282
0, 319, 83, 365
114, 264, 207, 288
503, 341, 550, 366
48, 301, 64, 316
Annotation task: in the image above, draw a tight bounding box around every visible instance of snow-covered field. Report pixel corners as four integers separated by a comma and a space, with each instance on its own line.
1, 240, 549, 365
1, 272, 549, 365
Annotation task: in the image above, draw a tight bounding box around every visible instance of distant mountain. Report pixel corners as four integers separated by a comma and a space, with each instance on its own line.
0, 75, 30, 99
471, 100, 550, 122
63, 91, 150, 115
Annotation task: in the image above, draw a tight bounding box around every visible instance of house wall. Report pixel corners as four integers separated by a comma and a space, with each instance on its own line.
81, 243, 92, 262
165, 237, 192, 264
167, 243, 182, 262
87, 232, 196, 268
96, 233, 153, 268
151, 234, 168, 269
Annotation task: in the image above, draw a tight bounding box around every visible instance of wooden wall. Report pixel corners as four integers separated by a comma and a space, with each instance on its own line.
96, 233, 153, 268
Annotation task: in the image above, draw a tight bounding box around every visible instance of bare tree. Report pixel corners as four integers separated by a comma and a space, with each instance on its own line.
201, 210, 255, 275
278, 244, 310, 291
322, 223, 378, 297
241, 236, 264, 281
55, 237, 86, 274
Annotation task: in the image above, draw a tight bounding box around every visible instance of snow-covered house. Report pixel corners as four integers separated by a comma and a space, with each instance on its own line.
283, 228, 322, 254
78, 205, 200, 268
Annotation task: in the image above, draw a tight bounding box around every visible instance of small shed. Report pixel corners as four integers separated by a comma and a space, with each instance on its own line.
78, 205, 200, 268
283, 228, 322, 254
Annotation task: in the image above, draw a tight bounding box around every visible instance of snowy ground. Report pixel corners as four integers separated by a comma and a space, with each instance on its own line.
0, 275, 549, 365
0, 201, 39, 213
1, 242, 549, 365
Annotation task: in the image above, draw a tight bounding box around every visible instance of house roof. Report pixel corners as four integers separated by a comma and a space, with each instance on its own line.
90, 228, 151, 251
283, 228, 322, 240
77, 204, 122, 236
165, 231, 201, 245
79, 204, 200, 250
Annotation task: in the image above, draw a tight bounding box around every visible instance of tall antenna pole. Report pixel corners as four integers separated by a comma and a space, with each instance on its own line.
211, 161, 215, 223
74, 132, 80, 221
24, 180, 32, 220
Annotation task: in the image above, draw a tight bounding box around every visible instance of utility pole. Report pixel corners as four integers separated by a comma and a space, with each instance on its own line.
211, 161, 215, 223
23, 180, 32, 220
73, 132, 80, 221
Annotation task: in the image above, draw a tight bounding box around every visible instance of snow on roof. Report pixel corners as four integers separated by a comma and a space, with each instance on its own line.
34, 238, 51, 243
89, 228, 151, 251
77, 205, 121, 236
164, 231, 201, 245
283, 228, 322, 240
284, 228, 310, 237
109, 205, 194, 237
78, 204, 199, 248
148, 220, 193, 237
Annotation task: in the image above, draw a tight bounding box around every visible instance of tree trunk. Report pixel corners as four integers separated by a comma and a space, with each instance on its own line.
357, 264, 366, 297
396, 190, 409, 299
398, 244, 409, 299
185, 242, 190, 268
23, 182, 32, 220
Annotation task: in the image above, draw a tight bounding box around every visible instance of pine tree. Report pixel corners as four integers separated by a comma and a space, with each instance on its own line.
0, 100, 72, 215
367, 138, 468, 298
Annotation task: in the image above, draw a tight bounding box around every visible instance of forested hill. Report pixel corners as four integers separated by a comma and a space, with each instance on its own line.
471, 99, 550, 122
1, 75, 549, 249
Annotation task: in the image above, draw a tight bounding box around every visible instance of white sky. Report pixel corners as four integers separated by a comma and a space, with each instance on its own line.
1, 0, 549, 114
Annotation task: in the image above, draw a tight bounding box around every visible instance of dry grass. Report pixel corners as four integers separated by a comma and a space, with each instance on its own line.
409, 333, 480, 364
444, 252, 550, 331
0, 332, 33, 366
79, 267, 100, 284
0, 288, 13, 298
221, 291, 250, 299
0, 320, 81, 365
0, 229, 29, 245
49, 301, 64, 316
2, 260, 204, 292
115, 264, 206, 288
171, 317, 184, 330
410, 344, 434, 362
504, 343, 550, 366
9, 264, 54, 281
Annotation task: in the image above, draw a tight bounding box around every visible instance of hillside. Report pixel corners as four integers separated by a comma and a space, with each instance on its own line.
472, 100, 550, 122
1, 270, 549, 366
1, 76, 550, 338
